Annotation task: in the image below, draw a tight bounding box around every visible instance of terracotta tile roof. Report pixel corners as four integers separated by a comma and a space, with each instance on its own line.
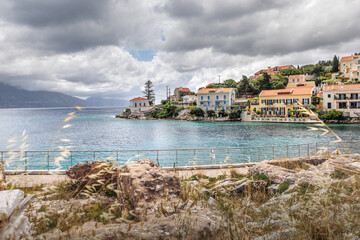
260, 87, 314, 97
169, 95, 174, 98
340, 54, 360, 61
323, 84, 360, 91
197, 88, 233, 94
206, 83, 215, 87
186, 95, 197, 98
130, 97, 149, 101
175, 87, 191, 93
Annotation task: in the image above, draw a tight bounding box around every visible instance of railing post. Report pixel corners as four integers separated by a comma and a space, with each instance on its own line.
286, 145, 289, 158
307, 144, 310, 158
47, 151, 50, 171
116, 151, 119, 167
156, 150, 159, 167
25, 151, 27, 172
176, 150, 178, 167
243, 148, 245, 164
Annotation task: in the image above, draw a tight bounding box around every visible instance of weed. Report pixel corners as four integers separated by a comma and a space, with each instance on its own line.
330, 170, 348, 179
278, 182, 289, 194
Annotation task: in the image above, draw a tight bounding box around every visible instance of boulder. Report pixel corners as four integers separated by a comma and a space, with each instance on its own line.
117, 159, 180, 212
0, 190, 31, 239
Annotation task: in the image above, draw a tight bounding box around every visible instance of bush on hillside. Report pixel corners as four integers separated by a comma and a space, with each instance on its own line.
190, 107, 205, 117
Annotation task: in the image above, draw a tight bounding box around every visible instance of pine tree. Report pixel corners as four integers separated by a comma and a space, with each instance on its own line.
143, 80, 155, 104
332, 55, 339, 73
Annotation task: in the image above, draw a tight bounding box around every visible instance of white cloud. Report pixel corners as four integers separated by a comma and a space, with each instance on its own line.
0, 0, 359, 103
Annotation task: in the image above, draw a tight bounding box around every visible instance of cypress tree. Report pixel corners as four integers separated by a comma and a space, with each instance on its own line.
332, 55, 339, 73
143, 80, 155, 104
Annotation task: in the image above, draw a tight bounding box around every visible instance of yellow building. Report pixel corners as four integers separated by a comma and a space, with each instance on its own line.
250, 87, 314, 117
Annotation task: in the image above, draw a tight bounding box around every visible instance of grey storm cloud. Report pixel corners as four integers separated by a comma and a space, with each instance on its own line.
0, 0, 359, 101
159, 0, 360, 56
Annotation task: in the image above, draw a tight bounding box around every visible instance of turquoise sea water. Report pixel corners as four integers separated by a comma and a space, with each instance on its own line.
0, 107, 359, 169
0, 107, 360, 151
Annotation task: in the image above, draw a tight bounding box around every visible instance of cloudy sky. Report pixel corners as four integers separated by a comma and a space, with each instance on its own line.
0, 0, 359, 101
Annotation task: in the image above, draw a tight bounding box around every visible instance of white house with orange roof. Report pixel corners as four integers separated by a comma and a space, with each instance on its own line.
183, 95, 196, 102
340, 54, 360, 81
129, 97, 153, 113
323, 84, 360, 117
196, 88, 235, 112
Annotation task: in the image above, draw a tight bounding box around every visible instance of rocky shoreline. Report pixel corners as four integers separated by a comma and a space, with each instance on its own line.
115, 112, 240, 122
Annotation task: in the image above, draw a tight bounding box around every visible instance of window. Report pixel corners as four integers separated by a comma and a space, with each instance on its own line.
297, 79, 300, 82
274, 99, 278, 104
261, 100, 266, 104
267, 99, 273, 105
286, 99, 292, 105
201, 96, 203, 100
280, 99, 285, 104
339, 102, 347, 109
216, 95, 219, 100
223, 95, 226, 100
339, 94, 346, 100
351, 93, 358, 99
134, 103, 137, 107
327, 94, 331, 98
328, 103, 331, 109
280, 107, 285, 115
224, 101, 227, 105
207, 96, 210, 100
303, 98, 309, 105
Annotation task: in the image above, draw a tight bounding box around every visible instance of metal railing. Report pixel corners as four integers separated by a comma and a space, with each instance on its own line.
1, 141, 359, 171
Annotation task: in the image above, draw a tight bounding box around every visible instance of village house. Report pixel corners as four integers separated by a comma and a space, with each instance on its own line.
322, 84, 360, 118
250, 86, 315, 118
287, 74, 316, 88
250, 65, 295, 80
340, 54, 360, 81
196, 88, 235, 112
129, 97, 153, 113
183, 95, 197, 102
169, 95, 176, 102
174, 87, 191, 101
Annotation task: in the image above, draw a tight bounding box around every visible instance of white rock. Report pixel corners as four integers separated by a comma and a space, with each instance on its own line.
0, 189, 24, 220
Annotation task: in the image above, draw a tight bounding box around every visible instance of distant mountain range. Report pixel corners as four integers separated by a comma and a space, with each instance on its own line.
0, 83, 128, 108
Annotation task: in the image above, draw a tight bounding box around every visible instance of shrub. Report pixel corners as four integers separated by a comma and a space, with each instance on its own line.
218, 109, 228, 117
190, 107, 205, 117
229, 109, 242, 120
161, 100, 169, 105
256, 110, 261, 115
279, 182, 290, 194
321, 109, 346, 121
206, 110, 216, 118
124, 108, 131, 113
